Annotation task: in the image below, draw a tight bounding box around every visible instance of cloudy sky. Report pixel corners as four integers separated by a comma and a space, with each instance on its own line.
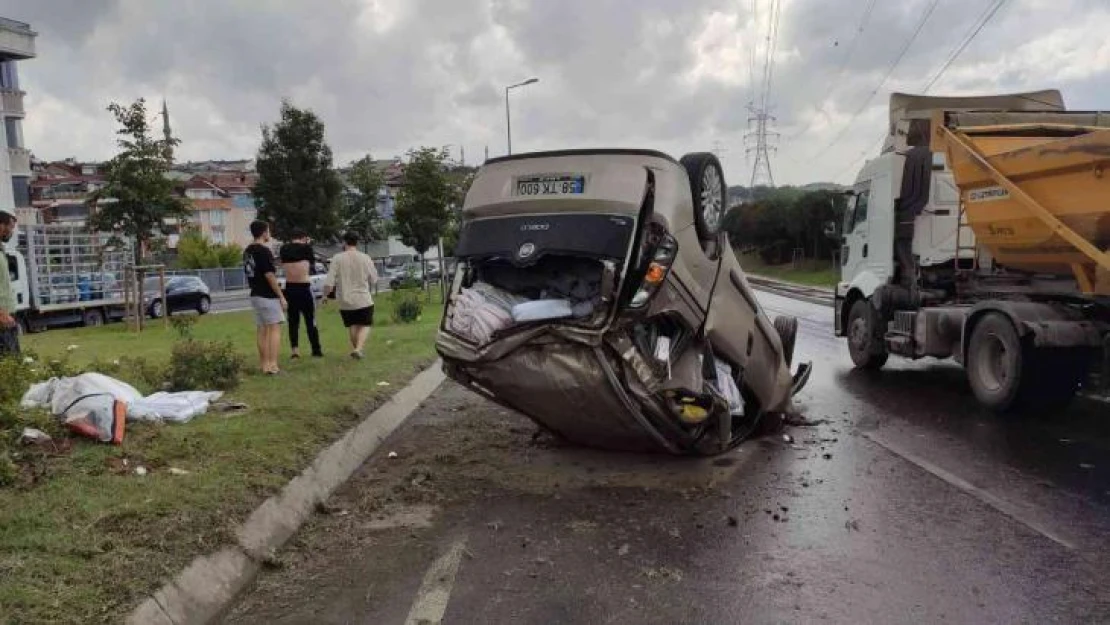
2, 0, 1107, 186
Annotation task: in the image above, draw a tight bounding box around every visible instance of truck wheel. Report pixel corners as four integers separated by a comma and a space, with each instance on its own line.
679, 152, 726, 242
847, 300, 888, 369
967, 313, 1027, 412
773, 315, 798, 367
82, 309, 105, 328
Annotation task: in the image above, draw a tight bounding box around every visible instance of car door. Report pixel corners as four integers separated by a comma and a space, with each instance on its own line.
165, 278, 188, 312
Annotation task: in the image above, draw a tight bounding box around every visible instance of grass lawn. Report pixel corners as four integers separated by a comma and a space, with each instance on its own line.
0, 290, 443, 624
737, 251, 840, 289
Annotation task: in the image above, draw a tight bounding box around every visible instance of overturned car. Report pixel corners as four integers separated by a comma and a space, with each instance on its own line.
436, 149, 811, 455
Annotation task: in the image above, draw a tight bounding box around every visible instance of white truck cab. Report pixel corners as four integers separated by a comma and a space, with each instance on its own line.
833, 90, 1110, 412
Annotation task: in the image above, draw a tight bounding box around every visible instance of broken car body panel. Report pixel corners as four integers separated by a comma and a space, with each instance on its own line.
436, 149, 807, 455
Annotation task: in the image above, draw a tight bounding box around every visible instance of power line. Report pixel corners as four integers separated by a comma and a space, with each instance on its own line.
828, 0, 1010, 182
921, 0, 1009, 93
787, 0, 878, 141
809, 0, 941, 161
748, 0, 783, 187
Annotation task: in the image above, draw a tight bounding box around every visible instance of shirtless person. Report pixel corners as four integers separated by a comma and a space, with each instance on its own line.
278, 229, 323, 358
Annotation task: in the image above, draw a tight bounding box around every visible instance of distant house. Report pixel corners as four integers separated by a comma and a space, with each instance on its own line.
179, 176, 255, 247
29, 159, 107, 225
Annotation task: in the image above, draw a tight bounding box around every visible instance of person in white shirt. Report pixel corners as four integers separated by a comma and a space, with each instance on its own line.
322, 232, 379, 359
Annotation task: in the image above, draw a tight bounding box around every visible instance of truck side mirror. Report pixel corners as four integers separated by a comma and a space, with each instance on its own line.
823, 221, 840, 240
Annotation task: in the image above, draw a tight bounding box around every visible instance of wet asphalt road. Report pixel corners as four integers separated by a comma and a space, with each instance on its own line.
225, 290, 1110, 624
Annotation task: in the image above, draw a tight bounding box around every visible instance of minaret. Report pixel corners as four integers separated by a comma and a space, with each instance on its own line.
161, 99, 173, 162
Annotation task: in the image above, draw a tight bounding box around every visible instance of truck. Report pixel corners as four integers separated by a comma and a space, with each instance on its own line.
3, 224, 133, 332
834, 90, 1110, 412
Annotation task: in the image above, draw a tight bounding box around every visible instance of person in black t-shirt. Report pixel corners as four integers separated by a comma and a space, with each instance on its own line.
279, 229, 322, 358
243, 220, 287, 374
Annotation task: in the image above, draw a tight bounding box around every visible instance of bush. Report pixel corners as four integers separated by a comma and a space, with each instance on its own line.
168, 339, 245, 392
391, 289, 424, 324
170, 315, 198, 340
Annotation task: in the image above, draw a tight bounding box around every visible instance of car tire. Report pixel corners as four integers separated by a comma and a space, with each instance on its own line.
773, 315, 798, 367
83, 309, 105, 328
149, 300, 164, 319
197, 295, 211, 315
679, 152, 727, 242
846, 299, 888, 370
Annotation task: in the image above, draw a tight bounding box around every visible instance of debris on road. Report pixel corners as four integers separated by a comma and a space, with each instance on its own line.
823, 453, 833, 460
19, 428, 52, 445
727, 515, 739, 527
784, 413, 830, 427
387, 451, 399, 459
782, 433, 794, 444
618, 543, 630, 556
845, 519, 860, 532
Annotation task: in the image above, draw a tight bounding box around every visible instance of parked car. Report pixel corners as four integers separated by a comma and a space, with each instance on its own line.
144, 276, 211, 318
436, 149, 811, 456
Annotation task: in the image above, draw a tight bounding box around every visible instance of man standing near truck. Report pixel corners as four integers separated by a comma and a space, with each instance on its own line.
279, 229, 323, 359
0, 208, 19, 356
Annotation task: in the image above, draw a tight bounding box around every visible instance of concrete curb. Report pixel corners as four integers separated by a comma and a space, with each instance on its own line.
127, 361, 447, 625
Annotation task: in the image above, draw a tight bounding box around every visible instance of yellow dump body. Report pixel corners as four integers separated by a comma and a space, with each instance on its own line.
933, 116, 1110, 294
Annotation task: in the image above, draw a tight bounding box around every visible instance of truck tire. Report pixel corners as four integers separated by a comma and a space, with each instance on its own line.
967, 313, 1028, 412
679, 152, 726, 243
82, 309, 105, 328
847, 300, 888, 369
773, 315, 798, 367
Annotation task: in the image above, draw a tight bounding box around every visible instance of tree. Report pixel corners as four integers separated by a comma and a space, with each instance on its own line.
343, 155, 386, 247
88, 98, 189, 265
254, 100, 343, 241
393, 147, 452, 262
723, 187, 844, 264
176, 230, 243, 269
439, 166, 477, 258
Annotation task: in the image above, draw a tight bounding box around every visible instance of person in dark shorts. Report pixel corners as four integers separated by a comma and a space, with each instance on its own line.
279, 229, 322, 358
243, 220, 287, 374
0, 208, 19, 356
322, 232, 379, 359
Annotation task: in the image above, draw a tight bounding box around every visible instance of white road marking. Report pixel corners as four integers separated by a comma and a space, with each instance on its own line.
864, 432, 1077, 551
404, 538, 468, 625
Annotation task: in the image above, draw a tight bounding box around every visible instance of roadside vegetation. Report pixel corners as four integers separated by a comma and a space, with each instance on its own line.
723, 186, 845, 288
0, 292, 441, 624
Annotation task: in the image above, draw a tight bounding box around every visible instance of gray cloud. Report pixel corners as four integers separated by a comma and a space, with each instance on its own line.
1, 0, 1107, 186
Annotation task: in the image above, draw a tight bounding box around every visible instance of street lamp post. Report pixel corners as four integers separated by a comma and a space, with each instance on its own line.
505, 77, 538, 155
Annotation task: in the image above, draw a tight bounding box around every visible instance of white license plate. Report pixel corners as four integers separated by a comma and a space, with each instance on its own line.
516, 175, 585, 196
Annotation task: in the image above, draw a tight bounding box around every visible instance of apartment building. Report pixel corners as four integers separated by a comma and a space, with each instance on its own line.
0, 17, 35, 225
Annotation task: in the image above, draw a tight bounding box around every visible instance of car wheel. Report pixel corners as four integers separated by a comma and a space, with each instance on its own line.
773, 315, 798, 367
679, 152, 727, 242
149, 300, 164, 319
83, 309, 105, 328
846, 299, 888, 369
197, 295, 211, 315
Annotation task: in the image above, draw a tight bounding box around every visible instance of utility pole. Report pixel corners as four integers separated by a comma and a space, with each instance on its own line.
745, 106, 778, 188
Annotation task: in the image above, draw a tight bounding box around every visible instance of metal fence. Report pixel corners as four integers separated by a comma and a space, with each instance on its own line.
165, 267, 247, 293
